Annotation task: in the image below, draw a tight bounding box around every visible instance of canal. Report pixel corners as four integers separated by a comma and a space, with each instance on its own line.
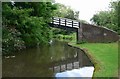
2, 40, 94, 77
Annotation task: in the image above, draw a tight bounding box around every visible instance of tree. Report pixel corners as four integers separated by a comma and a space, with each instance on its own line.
118, 2, 120, 34
90, 0, 119, 34
53, 3, 79, 20
2, 2, 57, 55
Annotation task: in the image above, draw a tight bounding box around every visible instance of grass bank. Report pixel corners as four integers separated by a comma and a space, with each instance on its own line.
70, 42, 118, 77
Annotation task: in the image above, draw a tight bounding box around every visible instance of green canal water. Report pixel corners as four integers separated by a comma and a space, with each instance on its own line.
2, 40, 93, 77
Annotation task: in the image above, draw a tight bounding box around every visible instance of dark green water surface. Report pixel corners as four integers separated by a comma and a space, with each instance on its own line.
2, 40, 93, 77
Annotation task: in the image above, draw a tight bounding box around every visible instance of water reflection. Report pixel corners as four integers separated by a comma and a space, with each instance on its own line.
55, 67, 94, 78
2, 40, 93, 77
50, 48, 93, 73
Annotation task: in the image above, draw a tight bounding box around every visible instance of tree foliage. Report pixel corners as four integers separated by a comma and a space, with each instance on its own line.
53, 3, 79, 20
90, 1, 119, 34
2, 2, 56, 55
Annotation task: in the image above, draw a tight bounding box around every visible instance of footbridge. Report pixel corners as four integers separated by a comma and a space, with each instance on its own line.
48, 17, 83, 43
49, 17, 119, 43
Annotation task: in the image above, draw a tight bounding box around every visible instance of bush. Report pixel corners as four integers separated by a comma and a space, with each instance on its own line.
2, 27, 25, 55
77, 40, 87, 44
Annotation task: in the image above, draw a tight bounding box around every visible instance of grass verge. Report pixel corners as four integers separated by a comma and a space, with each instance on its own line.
70, 42, 118, 77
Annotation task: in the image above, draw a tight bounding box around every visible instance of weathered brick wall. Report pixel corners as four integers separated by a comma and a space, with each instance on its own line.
81, 23, 119, 42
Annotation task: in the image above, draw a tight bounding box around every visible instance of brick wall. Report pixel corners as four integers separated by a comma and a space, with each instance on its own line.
80, 23, 119, 42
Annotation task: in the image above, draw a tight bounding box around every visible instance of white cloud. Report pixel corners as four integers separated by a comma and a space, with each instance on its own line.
55, 0, 117, 23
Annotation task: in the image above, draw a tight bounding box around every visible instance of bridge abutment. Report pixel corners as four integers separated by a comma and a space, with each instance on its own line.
77, 22, 83, 44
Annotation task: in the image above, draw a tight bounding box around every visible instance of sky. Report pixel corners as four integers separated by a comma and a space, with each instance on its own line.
55, 0, 117, 23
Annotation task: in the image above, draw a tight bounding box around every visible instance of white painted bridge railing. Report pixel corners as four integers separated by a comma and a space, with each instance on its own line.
51, 17, 81, 28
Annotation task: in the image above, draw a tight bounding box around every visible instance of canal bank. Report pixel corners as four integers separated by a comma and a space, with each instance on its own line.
68, 43, 98, 78
69, 42, 118, 77
54, 41, 95, 78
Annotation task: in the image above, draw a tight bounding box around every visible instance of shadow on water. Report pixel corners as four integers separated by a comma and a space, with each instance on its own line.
2, 40, 93, 77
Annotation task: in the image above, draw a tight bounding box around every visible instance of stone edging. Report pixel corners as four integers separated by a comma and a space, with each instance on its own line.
68, 43, 102, 77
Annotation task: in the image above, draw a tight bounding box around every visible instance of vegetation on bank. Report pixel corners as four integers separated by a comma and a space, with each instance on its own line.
2, 2, 57, 55
70, 42, 118, 77
53, 33, 76, 42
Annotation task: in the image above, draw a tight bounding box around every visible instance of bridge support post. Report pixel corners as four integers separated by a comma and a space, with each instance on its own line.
77, 22, 83, 44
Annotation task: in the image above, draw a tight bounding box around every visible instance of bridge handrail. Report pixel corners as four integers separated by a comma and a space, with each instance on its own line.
52, 17, 78, 22
51, 17, 81, 28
